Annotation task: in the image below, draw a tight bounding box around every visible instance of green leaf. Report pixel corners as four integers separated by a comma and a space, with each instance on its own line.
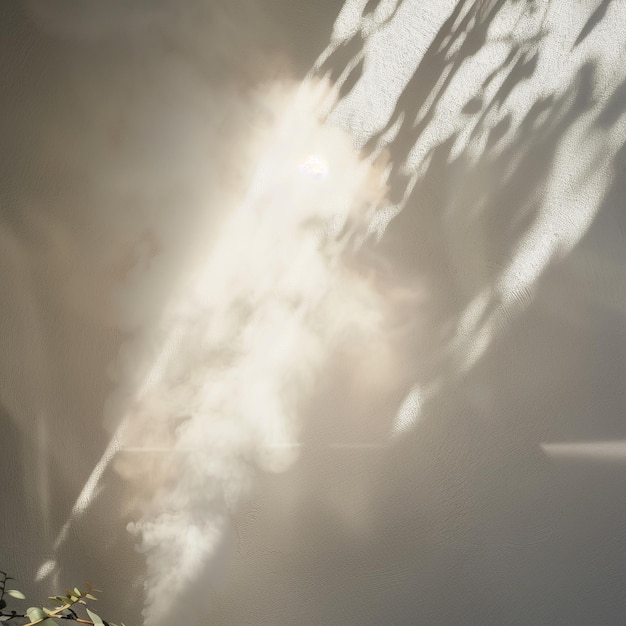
73, 587, 81, 597
7, 589, 25, 600
26, 606, 47, 621
85, 593, 98, 601
86, 607, 105, 626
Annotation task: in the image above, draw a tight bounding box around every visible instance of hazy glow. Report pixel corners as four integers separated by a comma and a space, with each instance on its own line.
94, 77, 391, 626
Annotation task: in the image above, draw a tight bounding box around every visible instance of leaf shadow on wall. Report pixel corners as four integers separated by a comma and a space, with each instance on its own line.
212, 2, 626, 624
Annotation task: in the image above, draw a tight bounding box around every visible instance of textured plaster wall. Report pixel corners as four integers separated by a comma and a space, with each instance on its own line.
2, 1, 626, 625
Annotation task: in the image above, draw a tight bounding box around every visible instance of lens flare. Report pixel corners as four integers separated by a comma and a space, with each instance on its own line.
298, 153, 329, 179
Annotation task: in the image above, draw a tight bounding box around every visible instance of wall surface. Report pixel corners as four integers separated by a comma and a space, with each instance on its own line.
2, 1, 626, 625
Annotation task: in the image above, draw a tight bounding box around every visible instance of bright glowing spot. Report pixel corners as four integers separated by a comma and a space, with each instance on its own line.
391, 384, 423, 439
298, 154, 329, 179
35, 559, 56, 582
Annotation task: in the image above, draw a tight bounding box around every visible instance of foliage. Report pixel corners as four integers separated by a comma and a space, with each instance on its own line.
0, 571, 124, 626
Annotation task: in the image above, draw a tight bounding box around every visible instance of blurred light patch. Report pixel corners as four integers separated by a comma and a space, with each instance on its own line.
391, 384, 424, 439
35, 559, 56, 582
541, 441, 626, 462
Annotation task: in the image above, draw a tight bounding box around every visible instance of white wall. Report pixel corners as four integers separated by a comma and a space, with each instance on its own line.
2, 1, 626, 624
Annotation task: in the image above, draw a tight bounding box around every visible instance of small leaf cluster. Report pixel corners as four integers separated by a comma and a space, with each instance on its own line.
0, 571, 124, 626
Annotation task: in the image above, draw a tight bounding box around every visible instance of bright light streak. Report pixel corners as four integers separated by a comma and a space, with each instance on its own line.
542, 441, 626, 462
44, 75, 393, 626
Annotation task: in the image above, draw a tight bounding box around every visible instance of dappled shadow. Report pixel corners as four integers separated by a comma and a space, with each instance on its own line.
311, 0, 580, 390
213, 1, 626, 624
